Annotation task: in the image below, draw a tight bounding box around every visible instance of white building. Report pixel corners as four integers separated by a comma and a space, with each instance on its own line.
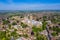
22, 18, 42, 26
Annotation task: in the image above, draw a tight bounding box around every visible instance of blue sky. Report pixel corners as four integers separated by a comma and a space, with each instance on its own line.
0, 0, 60, 10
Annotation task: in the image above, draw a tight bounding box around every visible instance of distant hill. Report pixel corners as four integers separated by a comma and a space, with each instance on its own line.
0, 10, 60, 13
0, 10, 60, 15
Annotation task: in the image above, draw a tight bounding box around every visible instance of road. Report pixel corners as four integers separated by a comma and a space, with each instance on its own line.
46, 25, 52, 40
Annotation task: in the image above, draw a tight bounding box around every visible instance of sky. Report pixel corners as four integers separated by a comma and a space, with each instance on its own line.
0, 0, 60, 10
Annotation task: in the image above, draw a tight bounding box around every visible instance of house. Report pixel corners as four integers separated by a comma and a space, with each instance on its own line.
40, 30, 48, 36
12, 25, 21, 29
16, 37, 27, 40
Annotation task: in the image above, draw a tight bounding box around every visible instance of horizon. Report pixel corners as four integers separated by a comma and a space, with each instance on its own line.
0, 0, 60, 10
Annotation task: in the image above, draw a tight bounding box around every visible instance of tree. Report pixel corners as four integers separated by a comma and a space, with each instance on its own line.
0, 31, 6, 40
36, 34, 47, 40
8, 24, 11, 29
43, 16, 47, 21
51, 32, 58, 36
42, 21, 47, 30
52, 26, 60, 33
32, 26, 43, 32
23, 34, 28, 38
2, 19, 10, 25
21, 22, 28, 28
12, 22, 17, 25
